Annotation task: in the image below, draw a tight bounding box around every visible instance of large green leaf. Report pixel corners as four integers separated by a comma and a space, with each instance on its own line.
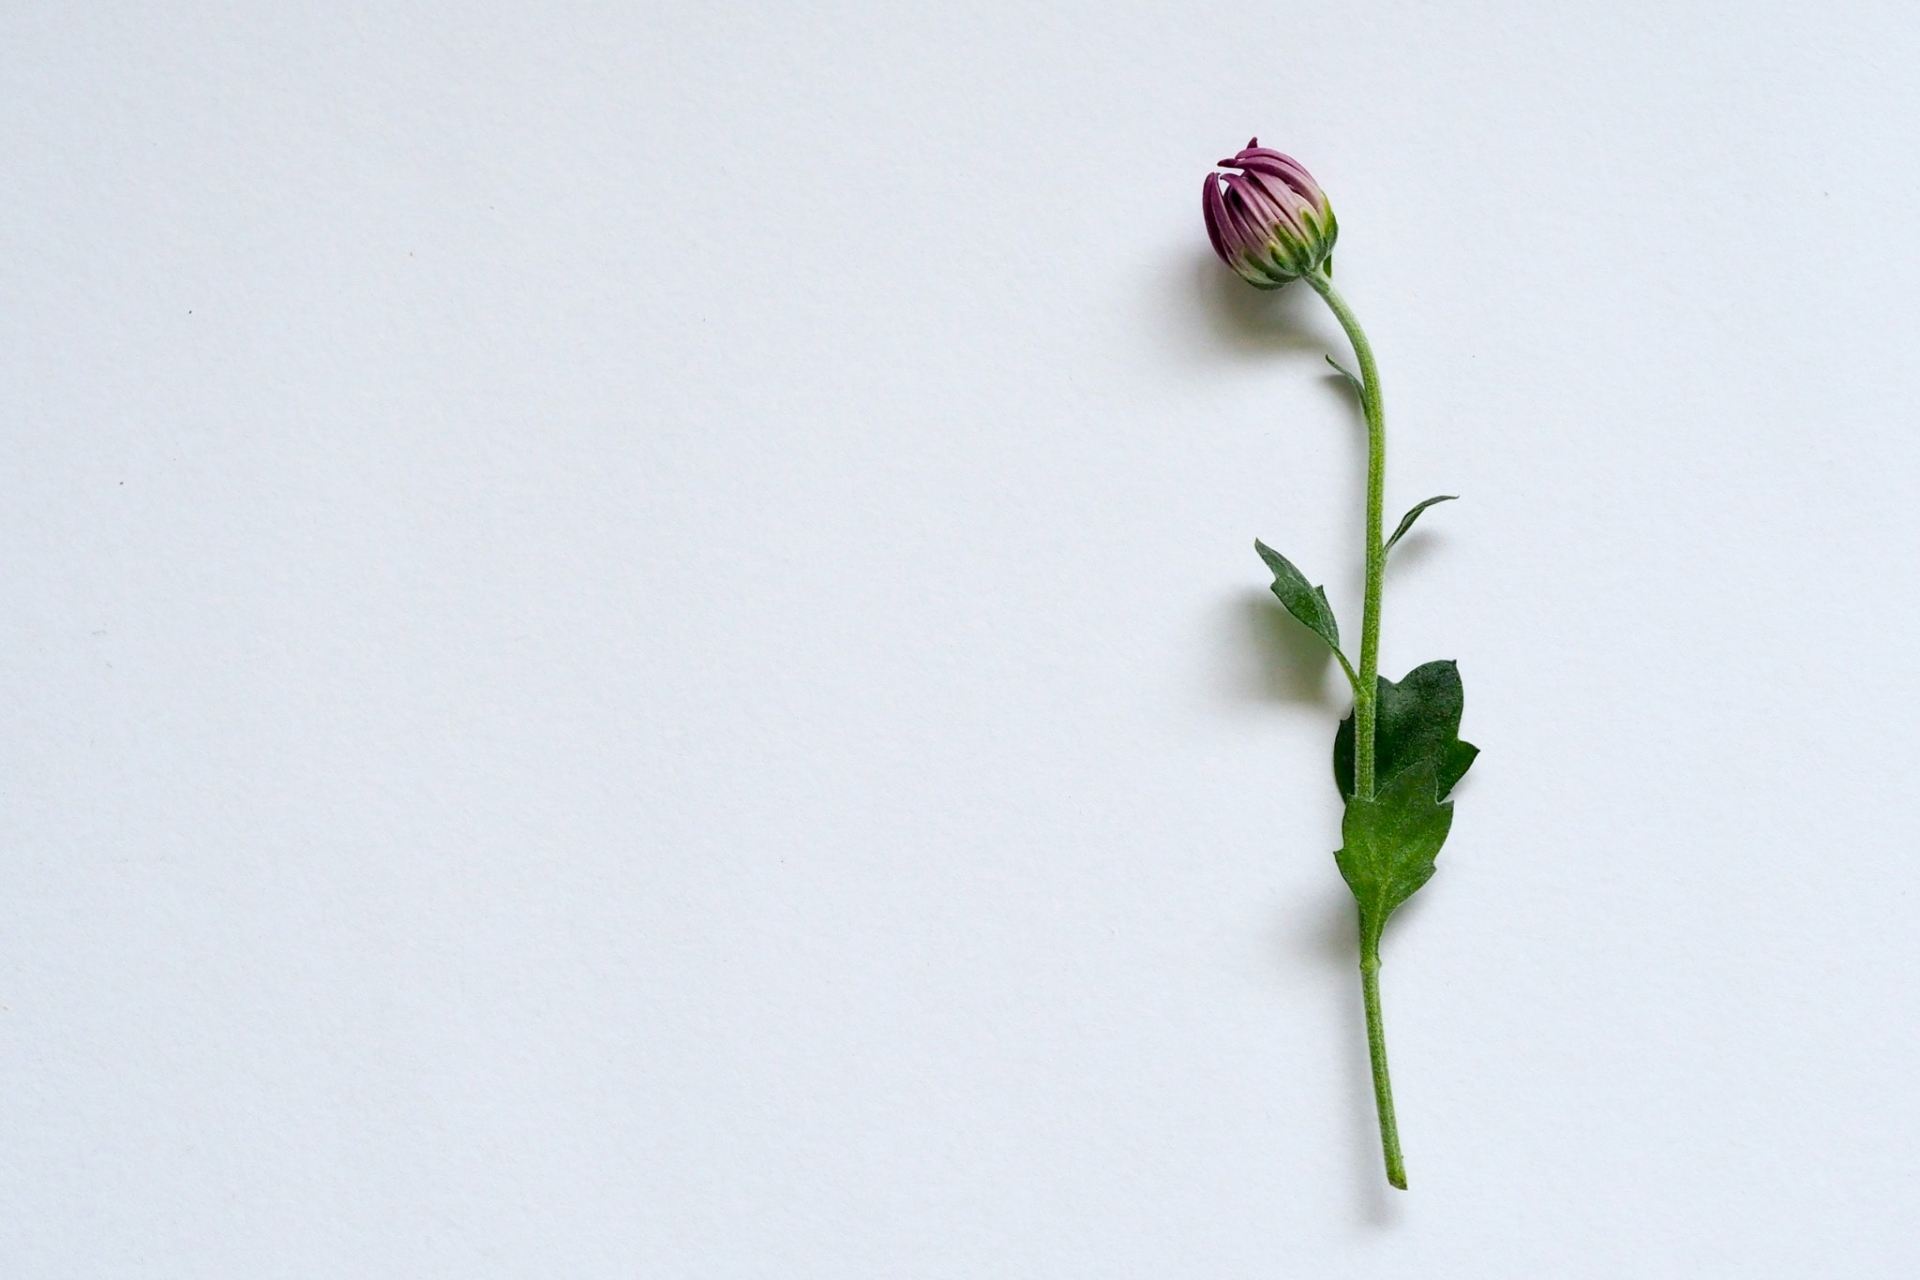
1334, 660, 1479, 800
1335, 759, 1453, 946
1253, 539, 1342, 655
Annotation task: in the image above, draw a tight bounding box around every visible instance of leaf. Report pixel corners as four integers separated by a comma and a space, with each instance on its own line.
1254, 539, 1343, 654
1383, 495, 1457, 557
1334, 660, 1479, 801
1325, 354, 1363, 398
1335, 759, 1453, 945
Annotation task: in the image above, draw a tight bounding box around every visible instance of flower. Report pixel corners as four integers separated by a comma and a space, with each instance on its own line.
1202, 140, 1338, 288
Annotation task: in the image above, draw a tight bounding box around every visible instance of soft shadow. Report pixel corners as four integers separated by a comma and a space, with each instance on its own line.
1156, 247, 1333, 372
1383, 530, 1442, 578
1193, 252, 1328, 361
1229, 587, 1349, 710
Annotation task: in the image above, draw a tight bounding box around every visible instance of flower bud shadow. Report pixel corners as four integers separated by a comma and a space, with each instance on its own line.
1188, 252, 1337, 363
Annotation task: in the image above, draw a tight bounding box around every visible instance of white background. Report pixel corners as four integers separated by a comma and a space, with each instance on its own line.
4, 1, 1918, 1274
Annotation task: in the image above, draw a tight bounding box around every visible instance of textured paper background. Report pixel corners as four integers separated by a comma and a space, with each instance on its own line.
5, 2, 1918, 1273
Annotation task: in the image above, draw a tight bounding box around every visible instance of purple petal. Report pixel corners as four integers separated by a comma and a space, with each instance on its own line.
1201, 174, 1231, 263
1234, 151, 1325, 205
1223, 171, 1305, 242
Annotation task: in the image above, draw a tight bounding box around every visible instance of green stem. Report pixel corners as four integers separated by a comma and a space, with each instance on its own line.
1308, 268, 1406, 1189
1306, 270, 1385, 798
1360, 933, 1407, 1189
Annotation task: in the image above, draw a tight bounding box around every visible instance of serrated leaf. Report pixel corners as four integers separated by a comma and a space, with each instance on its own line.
1254, 539, 1342, 654
1383, 495, 1456, 557
1325, 354, 1363, 398
1335, 660, 1479, 801
1335, 758, 1453, 945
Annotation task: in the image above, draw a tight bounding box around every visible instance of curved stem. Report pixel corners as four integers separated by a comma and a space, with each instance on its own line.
1306, 269, 1384, 798
1308, 268, 1406, 1188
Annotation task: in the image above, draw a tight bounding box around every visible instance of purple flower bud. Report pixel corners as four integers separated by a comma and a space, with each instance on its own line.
1202, 139, 1338, 289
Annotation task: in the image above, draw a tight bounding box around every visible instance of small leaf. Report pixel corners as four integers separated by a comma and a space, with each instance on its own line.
1254, 539, 1342, 654
1335, 759, 1453, 945
1325, 354, 1363, 398
1335, 660, 1479, 801
1383, 495, 1457, 557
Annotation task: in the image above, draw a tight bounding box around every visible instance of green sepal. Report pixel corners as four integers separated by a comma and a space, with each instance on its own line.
1325, 354, 1363, 399
1254, 539, 1343, 655
1383, 495, 1457, 557
1334, 660, 1479, 801
1335, 758, 1453, 946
